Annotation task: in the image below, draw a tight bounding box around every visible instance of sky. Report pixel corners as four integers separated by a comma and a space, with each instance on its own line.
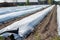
0, 0, 4, 2
0, 0, 60, 3
55, 0, 60, 1
0, 0, 38, 2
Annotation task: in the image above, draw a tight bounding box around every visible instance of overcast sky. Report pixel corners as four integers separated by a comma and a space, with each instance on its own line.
0, 0, 60, 3
0, 0, 4, 2
0, 0, 38, 2
55, 0, 60, 1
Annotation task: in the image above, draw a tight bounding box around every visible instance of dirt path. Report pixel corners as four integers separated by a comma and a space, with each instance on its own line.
25, 6, 57, 40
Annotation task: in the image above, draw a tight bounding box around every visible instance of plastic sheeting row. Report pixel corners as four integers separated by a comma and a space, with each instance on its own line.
57, 5, 60, 35
0, 5, 49, 23
0, 5, 45, 15
0, 5, 54, 40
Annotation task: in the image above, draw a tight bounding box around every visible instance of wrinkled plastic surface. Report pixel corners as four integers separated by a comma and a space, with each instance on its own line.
0, 5, 54, 40
0, 5, 43, 15
57, 5, 60, 35
0, 5, 48, 23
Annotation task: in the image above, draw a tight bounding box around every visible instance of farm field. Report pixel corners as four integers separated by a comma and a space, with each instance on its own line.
0, 5, 59, 40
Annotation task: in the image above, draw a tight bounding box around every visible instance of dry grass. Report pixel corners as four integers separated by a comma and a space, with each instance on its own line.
51, 36, 60, 40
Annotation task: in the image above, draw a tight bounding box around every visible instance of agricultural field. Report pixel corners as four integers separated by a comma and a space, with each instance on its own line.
0, 5, 60, 40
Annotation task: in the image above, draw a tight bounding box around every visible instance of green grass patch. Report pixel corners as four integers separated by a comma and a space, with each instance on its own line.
0, 36, 5, 40
51, 36, 60, 40
34, 32, 41, 40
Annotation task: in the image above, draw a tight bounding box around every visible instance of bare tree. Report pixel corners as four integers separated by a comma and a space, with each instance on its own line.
26, 0, 29, 5
11, 0, 17, 6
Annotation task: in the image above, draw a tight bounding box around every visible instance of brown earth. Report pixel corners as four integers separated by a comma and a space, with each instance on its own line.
25, 6, 57, 40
